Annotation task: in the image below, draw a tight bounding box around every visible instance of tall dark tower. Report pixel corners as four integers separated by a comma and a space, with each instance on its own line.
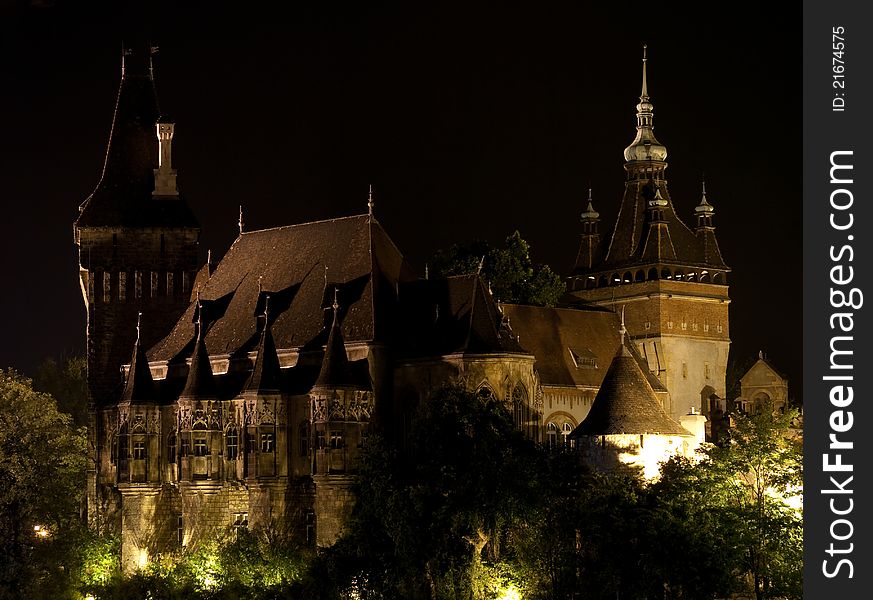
568, 46, 730, 422
74, 48, 200, 517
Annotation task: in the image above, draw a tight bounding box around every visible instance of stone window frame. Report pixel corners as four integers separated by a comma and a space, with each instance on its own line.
226, 428, 239, 460
132, 440, 147, 460
329, 430, 344, 450
193, 437, 208, 457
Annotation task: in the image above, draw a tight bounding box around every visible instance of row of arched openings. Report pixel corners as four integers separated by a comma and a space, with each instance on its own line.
581, 268, 726, 289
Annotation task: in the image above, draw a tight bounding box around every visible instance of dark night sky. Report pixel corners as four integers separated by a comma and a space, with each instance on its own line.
0, 1, 802, 400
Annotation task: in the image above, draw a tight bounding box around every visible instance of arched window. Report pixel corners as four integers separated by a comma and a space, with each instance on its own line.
598, 275, 609, 288
648, 267, 659, 280
562, 423, 575, 449
511, 384, 528, 430
713, 273, 725, 284
635, 270, 645, 282
661, 269, 671, 280
546, 422, 558, 449
623, 271, 632, 283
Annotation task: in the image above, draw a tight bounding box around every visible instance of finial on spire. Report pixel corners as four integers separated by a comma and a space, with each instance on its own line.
264, 294, 271, 321
620, 305, 627, 340
641, 44, 649, 99
424, 263, 429, 280
581, 186, 600, 221
368, 184, 374, 216
136, 311, 142, 345
238, 205, 244, 234
257, 275, 263, 295
148, 45, 158, 80
207, 249, 212, 267
332, 287, 340, 313
477, 256, 485, 274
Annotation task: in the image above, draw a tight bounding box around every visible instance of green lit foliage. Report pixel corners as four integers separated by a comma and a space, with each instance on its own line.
312, 385, 542, 599
429, 231, 566, 307
0, 369, 88, 599
85, 526, 310, 599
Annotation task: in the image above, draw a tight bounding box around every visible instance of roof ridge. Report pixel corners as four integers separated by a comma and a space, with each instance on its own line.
239, 213, 370, 236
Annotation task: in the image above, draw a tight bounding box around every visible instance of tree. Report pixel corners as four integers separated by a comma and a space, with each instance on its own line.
316, 385, 541, 599
429, 231, 565, 307
707, 404, 803, 599
0, 369, 88, 598
32, 355, 88, 427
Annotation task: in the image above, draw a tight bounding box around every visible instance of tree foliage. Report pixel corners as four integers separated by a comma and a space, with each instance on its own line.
32, 355, 88, 427
429, 231, 565, 307
0, 369, 88, 598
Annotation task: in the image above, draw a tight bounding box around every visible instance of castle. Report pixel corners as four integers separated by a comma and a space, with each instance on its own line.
74, 47, 729, 569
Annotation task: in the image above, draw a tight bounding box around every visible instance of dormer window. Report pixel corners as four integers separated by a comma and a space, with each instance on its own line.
569, 347, 597, 369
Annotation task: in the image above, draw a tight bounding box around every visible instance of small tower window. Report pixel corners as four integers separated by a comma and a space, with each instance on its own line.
103, 272, 111, 303
167, 272, 174, 297
182, 271, 190, 294
180, 438, 190, 457
260, 432, 275, 453
682, 362, 688, 379
118, 272, 126, 302
704, 362, 711, 380
177, 515, 184, 546
329, 430, 344, 450
167, 434, 177, 464
151, 271, 158, 298
133, 440, 146, 460
135, 271, 142, 299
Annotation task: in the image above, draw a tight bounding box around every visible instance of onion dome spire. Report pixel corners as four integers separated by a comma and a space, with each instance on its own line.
623, 45, 668, 163
580, 187, 600, 221
120, 312, 156, 404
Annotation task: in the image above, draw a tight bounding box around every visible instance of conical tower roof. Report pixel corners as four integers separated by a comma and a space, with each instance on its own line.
180, 308, 217, 399
312, 293, 366, 390
244, 299, 282, 393
572, 323, 691, 437
120, 314, 156, 404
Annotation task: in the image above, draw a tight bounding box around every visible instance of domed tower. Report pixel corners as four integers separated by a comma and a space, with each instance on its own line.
568, 46, 730, 422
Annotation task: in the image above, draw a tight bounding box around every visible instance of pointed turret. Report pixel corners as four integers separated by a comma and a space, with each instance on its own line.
573, 187, 603, 273
120, 313, 156, 404
180, 302, 217, 399
245, 296, 282, 393
571, 316, 690, 437
313, 290, 364, 390
694, 179, 716, 229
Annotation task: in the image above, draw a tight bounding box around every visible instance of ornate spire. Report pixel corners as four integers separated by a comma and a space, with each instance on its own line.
238, 205, 245, 235
694, 178, 715, 228
619, 305, 631, 357
623, 45, 668, 164
580, 187, 600, 221
368, 184, 374, 216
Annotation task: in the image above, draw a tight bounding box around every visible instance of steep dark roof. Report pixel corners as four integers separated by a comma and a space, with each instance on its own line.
394, 275, 527, 358
179, 331, 217, 399
120, 336, 156, 404
571, 344, 690, 436
502, 304, 667, 392
75, 50, 199, 229
150, 215, 415, 362
244, 317, 282, 393
574, 182, 727, 275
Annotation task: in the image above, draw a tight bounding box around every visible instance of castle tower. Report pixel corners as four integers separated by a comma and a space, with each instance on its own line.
74, 47, 200, 522
567, 47, 730, 421
74, 47, 200, 405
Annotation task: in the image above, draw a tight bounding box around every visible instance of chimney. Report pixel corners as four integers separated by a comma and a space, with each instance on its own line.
153, 120, 178, 197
